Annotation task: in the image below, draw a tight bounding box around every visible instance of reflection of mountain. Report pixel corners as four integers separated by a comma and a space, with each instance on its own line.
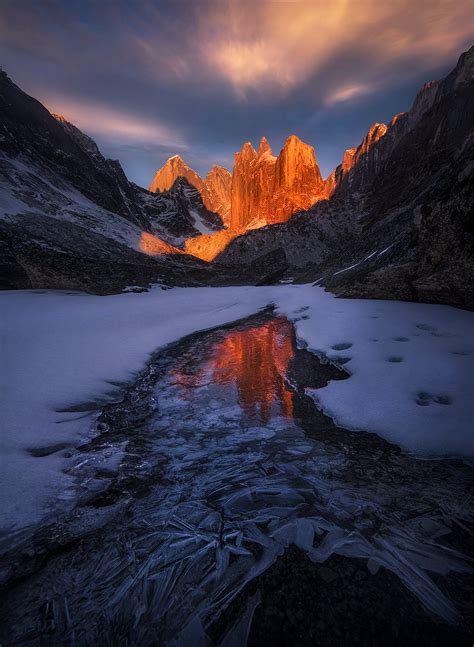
171, 318, 294, 424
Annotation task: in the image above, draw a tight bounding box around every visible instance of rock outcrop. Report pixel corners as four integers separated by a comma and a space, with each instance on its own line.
149, 155, 204, 193
201, 165, 232, 227
230, 135, 326, 230
271, 135, 325, 223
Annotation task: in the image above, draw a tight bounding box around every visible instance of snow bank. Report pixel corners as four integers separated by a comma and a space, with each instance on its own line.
275, 285, 474, 458
1, 284, 472, 534
0, 286, 273, 532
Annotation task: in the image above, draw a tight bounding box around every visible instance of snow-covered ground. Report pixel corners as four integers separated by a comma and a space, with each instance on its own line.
188, 209, 216, 235
1, 285, 472, 534
278, 287, 474, 458
0, 153, 184, 254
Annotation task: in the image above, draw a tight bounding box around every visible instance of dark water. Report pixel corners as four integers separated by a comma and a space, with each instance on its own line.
0, 314, 473, 645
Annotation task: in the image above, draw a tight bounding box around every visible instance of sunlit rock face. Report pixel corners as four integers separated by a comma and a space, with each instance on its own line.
139, 232, 183, 256
230, 141, 259, 229
185, 228, 241, 262
149, 155, 204, 193
201, 165, 232, 227
271, 135, 325, 223
230, 135, 327, 230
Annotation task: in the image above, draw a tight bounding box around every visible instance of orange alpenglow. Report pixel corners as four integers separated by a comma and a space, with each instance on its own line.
139, 232, 182, 256
171, 318, 294, 424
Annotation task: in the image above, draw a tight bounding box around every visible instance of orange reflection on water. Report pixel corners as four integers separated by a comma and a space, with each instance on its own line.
172, 318, 295, 424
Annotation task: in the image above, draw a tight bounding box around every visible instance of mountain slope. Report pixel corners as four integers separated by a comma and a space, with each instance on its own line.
0, 70, 222, 292
202, 165, 232, 227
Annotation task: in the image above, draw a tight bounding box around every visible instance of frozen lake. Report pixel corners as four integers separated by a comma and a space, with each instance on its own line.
1, 310, 472, 645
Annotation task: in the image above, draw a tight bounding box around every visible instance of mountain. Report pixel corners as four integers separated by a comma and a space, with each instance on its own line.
1, 47, 472, 304
149, 155, 231, 226
215, 46, 474, 308
0, 70, 235, 292
183, 134, 330, 261
230, 135, 327, 230
150, 155, 204, 193
150, 134, 327, 236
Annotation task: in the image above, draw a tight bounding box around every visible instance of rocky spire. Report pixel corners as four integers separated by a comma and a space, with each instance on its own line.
149, 155, 204, 193
230, 143, 258, 229
230, 135, 325, 230
201, 165, 232, 227
258, 136, 273, 157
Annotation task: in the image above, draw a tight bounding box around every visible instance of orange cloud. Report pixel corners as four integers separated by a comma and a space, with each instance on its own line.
197, 0, 474, 100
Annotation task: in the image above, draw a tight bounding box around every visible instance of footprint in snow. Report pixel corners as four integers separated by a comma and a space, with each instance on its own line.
416, 323, 437, 331
331, 342, 353, 350
415, 391, 452, 406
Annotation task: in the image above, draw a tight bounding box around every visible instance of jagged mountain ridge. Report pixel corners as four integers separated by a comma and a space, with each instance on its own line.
150, 133, 331, 236
216, 46, 474, 307
151, 133, 333, 261
231, 134, 330, 230
0, 47, 472, 304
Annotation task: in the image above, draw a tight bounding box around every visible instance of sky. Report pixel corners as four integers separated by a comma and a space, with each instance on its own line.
1, 0, 473, 188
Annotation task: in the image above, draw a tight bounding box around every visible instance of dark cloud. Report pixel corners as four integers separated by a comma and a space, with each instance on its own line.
1, 0, 472, 185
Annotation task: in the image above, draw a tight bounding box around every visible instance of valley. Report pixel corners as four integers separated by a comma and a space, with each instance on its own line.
0, 15, 473, 646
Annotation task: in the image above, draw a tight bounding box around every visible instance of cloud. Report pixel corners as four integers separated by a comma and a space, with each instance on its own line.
197, 0, 474, 100
43, 98, 184, 147
0, 0, 472, 187
325, 83, 374, 106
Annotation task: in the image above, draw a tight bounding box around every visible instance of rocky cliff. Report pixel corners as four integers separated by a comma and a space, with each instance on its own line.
230, 135, 326, 229
150, 155, 204, 193
201, 165, 232, 227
